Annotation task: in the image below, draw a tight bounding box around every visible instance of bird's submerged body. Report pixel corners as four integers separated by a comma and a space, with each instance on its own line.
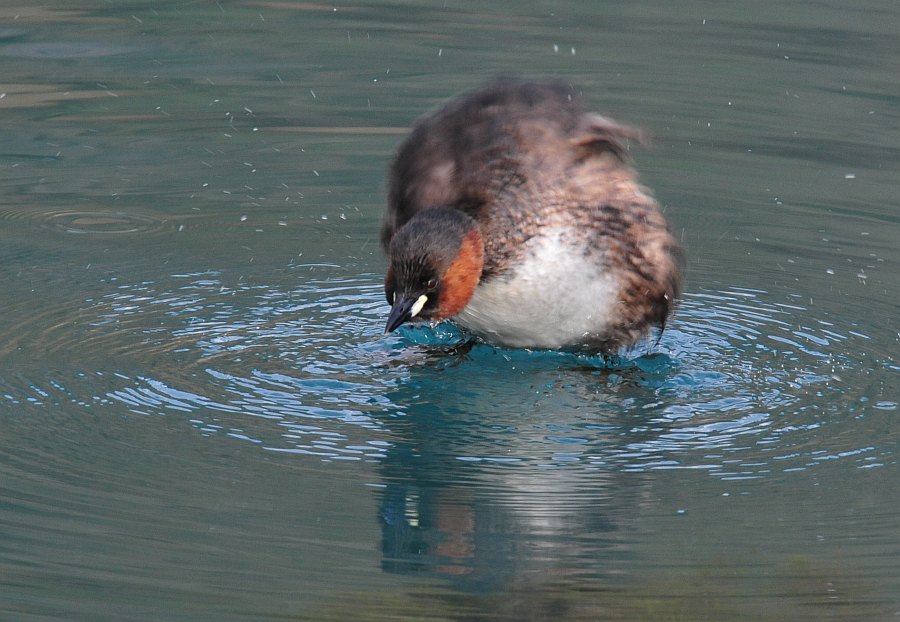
381, 79, 683, 353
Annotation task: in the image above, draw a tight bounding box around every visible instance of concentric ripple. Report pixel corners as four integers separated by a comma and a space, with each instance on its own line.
2, 268, 893, 479
601, 287, 890, 478
0, 205, 171, 235
90, 271, 397, 462
42, 210, 169, 235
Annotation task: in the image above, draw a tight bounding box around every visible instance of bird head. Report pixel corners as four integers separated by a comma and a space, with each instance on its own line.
384, 207, 484, 334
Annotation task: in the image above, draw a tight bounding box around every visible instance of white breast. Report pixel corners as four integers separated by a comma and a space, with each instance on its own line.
452, 228, 621, 350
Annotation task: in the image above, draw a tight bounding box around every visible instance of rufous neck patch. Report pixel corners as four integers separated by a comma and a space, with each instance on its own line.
436, 228, 484, 319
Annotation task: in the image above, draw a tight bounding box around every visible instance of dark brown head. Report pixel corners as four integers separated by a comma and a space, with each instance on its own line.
384, 207, 484, 334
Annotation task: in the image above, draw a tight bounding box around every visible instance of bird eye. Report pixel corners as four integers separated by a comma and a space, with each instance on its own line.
425, 277, 438, 290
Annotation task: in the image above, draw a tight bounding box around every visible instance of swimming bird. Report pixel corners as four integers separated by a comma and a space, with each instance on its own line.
381, 79, 683, 353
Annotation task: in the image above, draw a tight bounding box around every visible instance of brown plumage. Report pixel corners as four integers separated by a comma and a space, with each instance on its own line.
382, 78, 683, 353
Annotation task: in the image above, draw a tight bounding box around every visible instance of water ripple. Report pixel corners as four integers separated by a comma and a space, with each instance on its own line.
0, 205, 172, 236
0, 269, 893, 480
373, 285, 892, 482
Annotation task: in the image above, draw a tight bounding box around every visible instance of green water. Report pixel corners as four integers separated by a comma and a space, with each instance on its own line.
1, 1, 897, 620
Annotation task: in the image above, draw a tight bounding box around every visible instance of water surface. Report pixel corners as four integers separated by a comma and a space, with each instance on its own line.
1, 1, 898, 620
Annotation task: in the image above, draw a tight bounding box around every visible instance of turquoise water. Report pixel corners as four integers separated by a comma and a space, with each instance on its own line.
1, 1, 897, 620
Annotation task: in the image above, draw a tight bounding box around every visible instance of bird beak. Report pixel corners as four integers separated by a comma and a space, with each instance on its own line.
385, 294, 428, 334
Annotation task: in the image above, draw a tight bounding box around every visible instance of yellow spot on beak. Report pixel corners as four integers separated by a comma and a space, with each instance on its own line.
409, 294, 428, 318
